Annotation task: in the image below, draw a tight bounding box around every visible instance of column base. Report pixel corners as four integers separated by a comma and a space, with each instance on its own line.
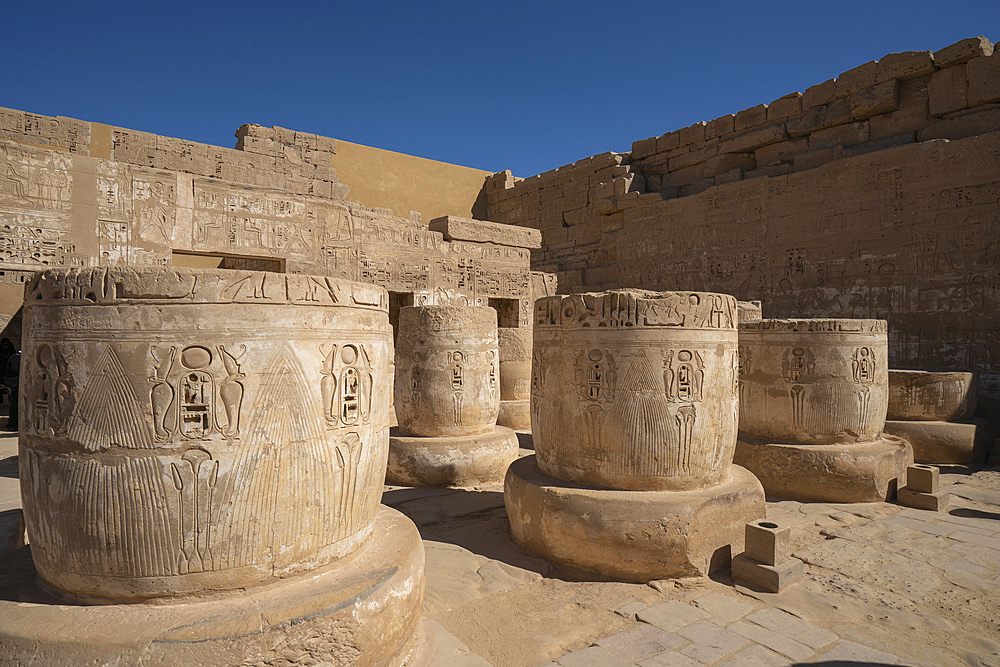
0, 506, 425, 667
504, 456, 765, 582
496, 399, 531, 432
734, 434, 913, 503
883, 418, 993, 464
387, 426, 519, 487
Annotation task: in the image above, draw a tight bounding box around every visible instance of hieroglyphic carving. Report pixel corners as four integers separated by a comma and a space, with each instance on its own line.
574, 348, 618, 401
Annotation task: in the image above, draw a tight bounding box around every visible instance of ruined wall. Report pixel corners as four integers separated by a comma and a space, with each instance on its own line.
330, 138, 490, 222
485, 36, 1000, 392
0, 109, 534, 339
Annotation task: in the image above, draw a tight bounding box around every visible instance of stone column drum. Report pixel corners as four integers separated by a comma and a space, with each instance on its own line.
883, 370, 991, 464
735, 319, 913, 502
506, 290, 765, 581
5, 267, 424, 665
496, 327, 532, 431
388, 305, 518, 487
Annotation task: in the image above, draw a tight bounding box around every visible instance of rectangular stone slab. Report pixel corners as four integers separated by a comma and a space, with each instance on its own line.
429, 216, 542, 248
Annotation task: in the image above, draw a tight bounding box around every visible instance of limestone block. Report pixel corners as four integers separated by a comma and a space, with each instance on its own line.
836, 61, 878, 97
744, 520, 790, 566
735, 105, 768, 131
933, 36, 994, 67
905, 464, 939, 493
387, 426, 519, 488
786, 98, 854, 137
928, 65, 969, 116
876, 51, 935, 81
504, 456, 765, 581
802, 78, 838, 109
732, 554, 804, 593
19, 267, 393, 603
532, 290, 739, 491
733, 435, 913, 503
967, 53, 1000, 105
718, 123, 789, 154
394, 306, 500, 438
679, 122, 707, 146
849, 80, 899, 120
887, 370, 977, 421
767, 93, 803, 121
429, 216, 543, 249
706, 114, 736, 139
883, 418, 993, 464
739, 319, 888, 444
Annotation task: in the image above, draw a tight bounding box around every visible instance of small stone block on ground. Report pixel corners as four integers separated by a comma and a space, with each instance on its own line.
907, 464, 940, 493
898, 487, 950, 512
636, 600, 711, 632
732, 554, 804, 593
638, 651, 702, 666
744, 520, 790, 565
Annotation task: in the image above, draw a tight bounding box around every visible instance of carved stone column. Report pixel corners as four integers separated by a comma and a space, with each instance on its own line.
388, 305, 518, 487
883, 370, 990, 464
5, 267, 424, 665
496, 327, 532, 431
505, 290, 765, 581
735, 319, 913, 502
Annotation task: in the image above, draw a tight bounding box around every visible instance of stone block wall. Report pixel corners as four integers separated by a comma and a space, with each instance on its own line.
485, 36, 1000, 391
0, 110, 536, 344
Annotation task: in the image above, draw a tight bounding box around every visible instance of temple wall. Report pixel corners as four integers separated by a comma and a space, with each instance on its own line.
0, 110, 533, 343
484, 36, 1000, 392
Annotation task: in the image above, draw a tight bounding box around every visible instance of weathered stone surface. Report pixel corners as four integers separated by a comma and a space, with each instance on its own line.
429, 215, 543, 249
386, 426, 519, 488
933, 35, 994, 67
497, 398, 531, 431
887, 370, 978, 421
744, 520, 790, 566
897, 487, 949, 512
967, 53, 1000, 105
732, 554, 804, 594
20, 267, 393, 603
928, 65, 969, 116
906, 463, 939, 493
739, 319, 888, 444
883, 418, 994, 464
0, 505, 425, 666
394, 306, 500, 438
504, 456, 765, 581
738, 300, 763, 322
734, 435, 913, 502
533, 290, 739, 491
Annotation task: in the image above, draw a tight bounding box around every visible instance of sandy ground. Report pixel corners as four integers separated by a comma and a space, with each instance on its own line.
2, 422, 999, 666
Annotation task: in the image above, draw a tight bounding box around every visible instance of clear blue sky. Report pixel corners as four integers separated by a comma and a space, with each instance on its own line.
5, 1, 997, 177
